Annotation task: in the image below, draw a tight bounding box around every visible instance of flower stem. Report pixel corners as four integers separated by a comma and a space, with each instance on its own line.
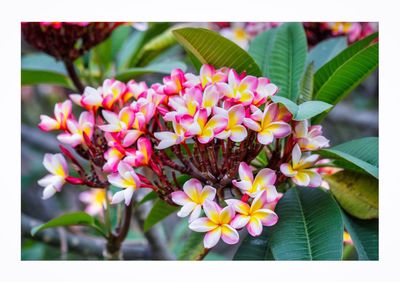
64, 59, 85, 93
195, 248, 210, 260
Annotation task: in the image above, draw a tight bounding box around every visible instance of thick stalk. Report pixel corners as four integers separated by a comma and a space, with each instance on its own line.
64, 59, 85, 93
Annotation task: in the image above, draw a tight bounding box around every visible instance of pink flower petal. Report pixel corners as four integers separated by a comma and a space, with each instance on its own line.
221, 224, 240, 245
189, 217, 217, 232
204, 227, 222, 248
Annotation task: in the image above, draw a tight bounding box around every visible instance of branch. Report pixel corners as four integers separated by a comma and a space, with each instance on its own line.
64, 60, 85, 93
22, 214, 152, 260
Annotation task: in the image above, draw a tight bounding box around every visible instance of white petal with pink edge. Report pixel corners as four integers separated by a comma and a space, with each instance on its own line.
221, 224, 240, 244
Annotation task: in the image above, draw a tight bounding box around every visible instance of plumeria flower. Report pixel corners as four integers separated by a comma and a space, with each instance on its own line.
101, 79, 126, 109
154, 121, 186, 149
171, 178, 216, 223
57, 111, 95, 147
280, 144, 322, 187
38, 100, 72, 131
164, 87, 202, 121
107, 161, 141, 205
227, 190, 278, 236
125, 80, 148, 101
162, 68, 186, 95
214, 104, 248, 142
253, 78, 278, 106
232, 162, 278, 202
220, 22, 251, 49
103, 146, 125, 173
294, 120, 329, 151
189, 200, 239, 248
124, 137, 153, 167
79, 189, 109, 216
70, 87, 102, 111
243, 103, 291, 145
218, 70, 257, 105
184, 64, 228, 89
38, 153, 69, 200
99, 108, 135, 133
181, 109, 228, 144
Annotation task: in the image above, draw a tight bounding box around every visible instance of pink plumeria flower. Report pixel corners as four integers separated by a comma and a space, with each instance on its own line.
294, 120, 330, 151
124, 80, 148, 101
79, 189, 110, 216
280, 144, 322, 187
243, 103, 291, 145
218, 70, 257, 105
162, 69, 186, 95
101, 79, 126, 109
185, 64, 228, 89
38, 100, 72, 131
103, 146, 125, 173
232, 162, 278, 201
164, 87, 202, 121
189, 200, 239, 249
181, 109, 228, 144
154, 121, 186, 149
38, 153, 69, 200
124, 137, 153, 167
214, 104, 248, 142
253, 78, 278, 106
107, 161, 141, 205
171, 178, 216, 223
70, 87, 102, 111
99, 108, 135, 133
57, 111, 94, 147
227, 190, 278, 236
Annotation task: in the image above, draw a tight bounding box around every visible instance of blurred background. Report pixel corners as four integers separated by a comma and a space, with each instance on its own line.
21, 22, 378, 260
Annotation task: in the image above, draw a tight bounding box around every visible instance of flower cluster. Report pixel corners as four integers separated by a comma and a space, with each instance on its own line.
37, 65, 330, 249
22, 22, 122, 61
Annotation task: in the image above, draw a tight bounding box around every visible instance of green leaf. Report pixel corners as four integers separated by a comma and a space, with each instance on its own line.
173, 27, 262, 76
233, 228, 274, 260
271, 96, 332, 121
325, 171, 378, 219
269, 187, 344, 260
22, 53, 67, 74
178, 231, 205, 260
269, 23, 307, 101
316, 137, 378, 178
313, 33, 379, 122
307, 36, 347, 71
143, 199, 179, 232
135, 26, 178, 67
31, 212, 106, 238
115, 61, 187, 82
110, 25, 132, 59
248, 28, 278, 77
137, 191, 158, 206
298, 63, 314, 103
341, 210, 378, 260
21, 69, 73, 89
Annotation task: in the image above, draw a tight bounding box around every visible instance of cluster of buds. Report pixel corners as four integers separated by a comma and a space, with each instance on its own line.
22, 22, 122, 61
37, 64, 329, 249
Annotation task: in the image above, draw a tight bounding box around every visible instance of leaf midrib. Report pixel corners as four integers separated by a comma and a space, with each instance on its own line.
294, 188, 313, 260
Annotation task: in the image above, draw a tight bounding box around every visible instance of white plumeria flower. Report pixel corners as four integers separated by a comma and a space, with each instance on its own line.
79, 189, 110, 216
107, 161, 141, 205
220, 22, 250, 50
189, 200, 239, 249
226, 190, 278, 237
293, 120, 330, 151
171, 178, 216, 223
38, 153, 69, 200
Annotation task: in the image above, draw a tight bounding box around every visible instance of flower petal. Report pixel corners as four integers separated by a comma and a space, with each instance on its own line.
253, 209, 279, 226
183, 178, 202, 202
293, 172, 311, 186
203, 200, 221, 224
221, 224, 240, 244
225, 199, 250, 214
247, 217, 263, 237
266, 121, 291, 138
280, 163, 297, 177
189, 217, 218, 232
243, 118, 262, 132
230, 214, 251, 229
257, 130, 274, 145
177, 202, 197, 217
230, 125, 247, 142
171, 191, 190, 206
219, 205, 235, 224
204, 227, 222, 248
189, 204, 202, 223
305, 171, 322, 187
200, 185, 216, 203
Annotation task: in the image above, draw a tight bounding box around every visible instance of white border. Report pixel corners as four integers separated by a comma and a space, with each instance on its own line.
1, 0, 399, 281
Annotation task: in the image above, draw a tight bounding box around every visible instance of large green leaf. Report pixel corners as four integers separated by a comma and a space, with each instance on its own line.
115, 61, 187, 82
341, 210, 378, 260
325, 171, 378, 219
269, 23, 307, 102
143, 199, 179, 232
248, 28, 278, 77
312, 33, 378, 122
22, 53, 67, 74
21, 69, 74, 89
269, 187, 343, 260
271, 96, 332, 121
233, 228, 274, 260
31, 212, 106, 238
173, 27, 262, 76
178, 231, 205, 260
317, 137, 378, 178
298, 63, 314, 103
307, 36, 347, 71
